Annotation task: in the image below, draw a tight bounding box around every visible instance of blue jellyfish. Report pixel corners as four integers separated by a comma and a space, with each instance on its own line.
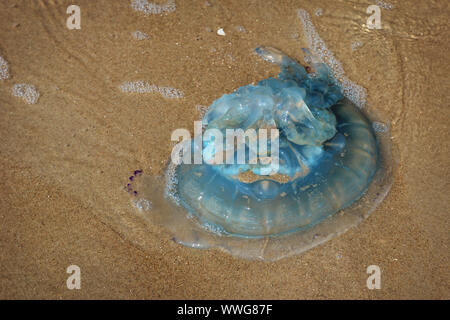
174, 46, 378, 236
133, 47, 393, 260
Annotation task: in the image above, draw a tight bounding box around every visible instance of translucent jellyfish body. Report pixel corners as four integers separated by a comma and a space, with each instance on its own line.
133, 47, 393, 260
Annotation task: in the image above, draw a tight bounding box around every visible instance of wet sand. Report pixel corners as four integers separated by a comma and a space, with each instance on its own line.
0, 0, 448, 299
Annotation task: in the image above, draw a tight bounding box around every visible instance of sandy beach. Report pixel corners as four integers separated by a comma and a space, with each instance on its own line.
0, 0, 448, 299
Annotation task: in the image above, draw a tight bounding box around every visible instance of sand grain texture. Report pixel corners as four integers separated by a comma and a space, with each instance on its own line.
0, 0, 448, 299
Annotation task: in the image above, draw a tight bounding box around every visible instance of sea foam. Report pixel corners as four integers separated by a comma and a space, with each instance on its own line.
120, 80, 184, 99
132, 30, 150, 40
376, 0, 395, 10
131, 0, 176, 15
0, 56, 10, 80
12, 84, 40, 104
298, 9, 367, 108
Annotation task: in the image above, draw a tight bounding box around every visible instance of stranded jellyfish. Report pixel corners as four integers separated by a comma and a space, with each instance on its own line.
132, 47, 393, 260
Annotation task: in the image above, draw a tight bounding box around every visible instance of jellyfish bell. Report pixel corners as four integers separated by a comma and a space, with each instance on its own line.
131, 47, 394, 261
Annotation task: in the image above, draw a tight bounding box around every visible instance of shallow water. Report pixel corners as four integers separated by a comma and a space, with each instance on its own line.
0, 0, 448, 298
122, 8, 396, 260
130, 100, 394, 260
136, 43, 395, 259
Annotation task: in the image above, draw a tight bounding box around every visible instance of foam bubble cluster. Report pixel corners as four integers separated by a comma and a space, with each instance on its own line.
132, 198, 152, 211
372, 121, 389, 133
314, 8, 323, 17
12, 84, 40, 104
0, 56, 10, 80
131, 0, 176, 15
164, 161, 180, 206
297, 9, 367, 108
376, 0, 395, 10
132, 30, 150, 40
351, 41, 364, 51
120, 80, 184, 99
196, 105, 209, 119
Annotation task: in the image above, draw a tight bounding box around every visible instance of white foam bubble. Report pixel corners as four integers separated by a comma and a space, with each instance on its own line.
314, 8, 323, 17
376, 0, 394, 10
297, 9, 367, 108
351, 41, 364, 51
132, 30, 150, 40
201, 220, 226, 235
196, 105, 209, 119
131, 0, 176, 15
12, 84, 40, 104
372, 121, 389, 133
164, 161, 180, 205
132, 198, 152, 211
120, 80, 184, 99
0, 56, 10, 80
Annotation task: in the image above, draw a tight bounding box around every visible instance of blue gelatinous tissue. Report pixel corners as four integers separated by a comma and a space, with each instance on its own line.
176, 46, 377, 236
133, 47, 393, 260
201, 47, 342, 178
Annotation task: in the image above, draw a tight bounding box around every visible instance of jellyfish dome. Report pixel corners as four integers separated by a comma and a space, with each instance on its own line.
134, 47, 393, 260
